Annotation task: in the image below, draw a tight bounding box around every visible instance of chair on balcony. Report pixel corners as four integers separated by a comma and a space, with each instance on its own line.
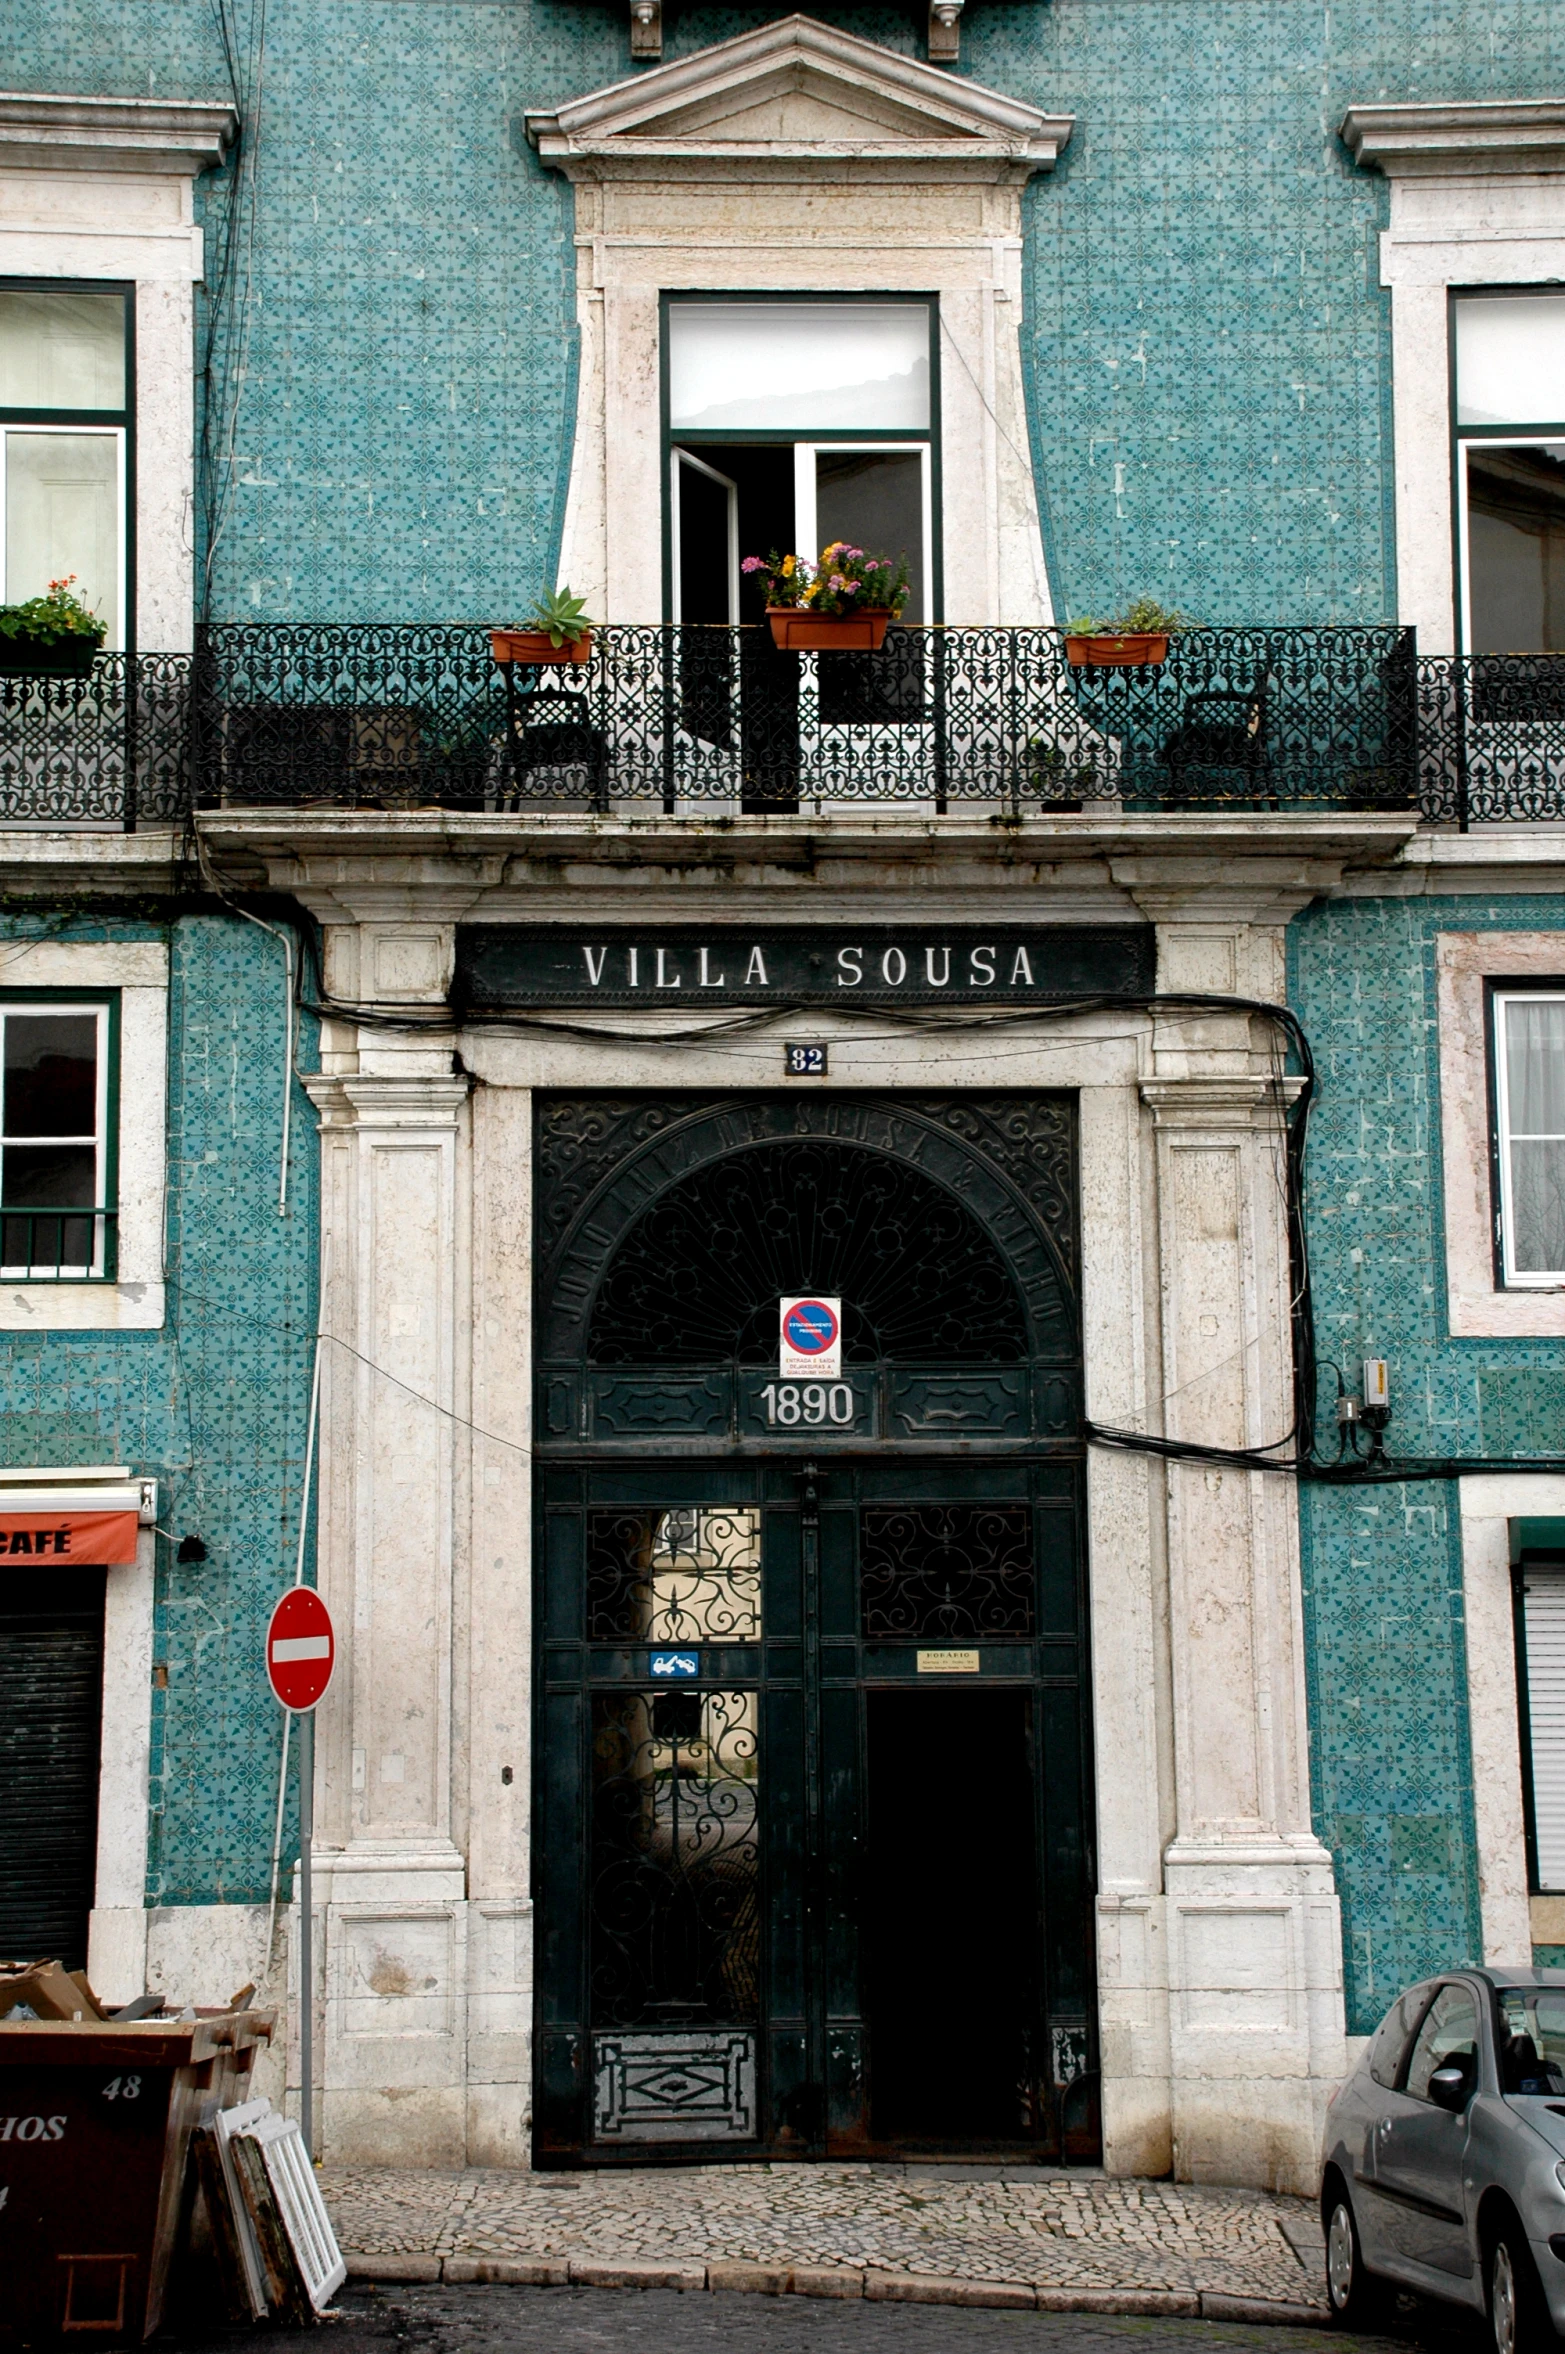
496, 679, 608, 812
1158, 676, 1271, 808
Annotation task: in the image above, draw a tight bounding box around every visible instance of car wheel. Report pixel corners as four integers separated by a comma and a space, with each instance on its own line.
1325, 2190, 1384, 2326
1488, 2223, 1550, 2354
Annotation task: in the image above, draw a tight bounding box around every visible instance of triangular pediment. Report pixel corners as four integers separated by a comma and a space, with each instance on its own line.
526, 15, 1072, 176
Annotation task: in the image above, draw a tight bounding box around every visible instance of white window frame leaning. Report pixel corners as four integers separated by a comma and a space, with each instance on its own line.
1492, 988, 1565, 1288
0, 997, 112, 1278
0, 940, 166, 1331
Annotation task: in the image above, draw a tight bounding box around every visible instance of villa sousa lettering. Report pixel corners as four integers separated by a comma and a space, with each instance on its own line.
456, 924, 1154, 1006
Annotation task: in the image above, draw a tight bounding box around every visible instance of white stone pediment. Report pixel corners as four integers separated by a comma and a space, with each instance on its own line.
525, 15, 1072, 182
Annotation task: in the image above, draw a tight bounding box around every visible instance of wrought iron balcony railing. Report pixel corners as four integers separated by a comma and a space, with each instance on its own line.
0, 654, 190, 828
8, 626, 1565, 829
190, 622, 1420, 818
0, 1206, 117, 1280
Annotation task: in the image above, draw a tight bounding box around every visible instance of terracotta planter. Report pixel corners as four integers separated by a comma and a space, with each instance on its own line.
490, 627, 593, 666
767, 608, 894, 653
1063, 632, 1169, 669
0, 633, 102, 678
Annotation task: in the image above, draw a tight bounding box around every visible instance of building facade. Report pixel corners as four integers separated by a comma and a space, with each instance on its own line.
4, 0, 1565, 2194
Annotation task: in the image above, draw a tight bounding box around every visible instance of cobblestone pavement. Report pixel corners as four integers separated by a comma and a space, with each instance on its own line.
321, 2165, 1329, 2313
164, 2282, 1442, 2354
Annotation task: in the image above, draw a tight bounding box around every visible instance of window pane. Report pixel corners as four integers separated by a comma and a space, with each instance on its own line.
816, 450, 924, 624
4, 431, 118, 645
1404, 1982, 1480, 2102
0, 290, 125, 412
1, 1143, 97, 1207
1510, 1141, 1565, 1274
1456, 294, 1565, 427
1467, 445, 1565, 653
1506, 999, 1565, 1133
3, 1012, 97, 1138
587, 1507, 761, 1642
669, 303, 930, 431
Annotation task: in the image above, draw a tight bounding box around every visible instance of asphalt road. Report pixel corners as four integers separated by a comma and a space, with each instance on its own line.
159, 2282, 1475, 2354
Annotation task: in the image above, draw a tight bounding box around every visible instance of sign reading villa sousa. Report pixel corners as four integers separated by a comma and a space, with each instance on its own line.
455, 925, 1154, 1007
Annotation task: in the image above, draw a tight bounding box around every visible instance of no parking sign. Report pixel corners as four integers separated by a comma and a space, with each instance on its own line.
779, 1295, 842, 1379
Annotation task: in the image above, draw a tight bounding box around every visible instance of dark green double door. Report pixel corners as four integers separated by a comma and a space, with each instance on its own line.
534, 1455, 1096, 2165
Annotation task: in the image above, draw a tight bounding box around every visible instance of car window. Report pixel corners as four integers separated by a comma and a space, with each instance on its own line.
1405, 1982, 1481, 2103
1498, 1988, 1565, 2094
1368, 1984, 1434, 2090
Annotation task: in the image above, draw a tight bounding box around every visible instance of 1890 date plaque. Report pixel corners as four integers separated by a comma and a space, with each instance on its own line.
456, 923, 1153, 1007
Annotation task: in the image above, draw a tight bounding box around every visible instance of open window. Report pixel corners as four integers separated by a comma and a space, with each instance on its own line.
1454, 293, 1565, 657
0, 285, 130, 651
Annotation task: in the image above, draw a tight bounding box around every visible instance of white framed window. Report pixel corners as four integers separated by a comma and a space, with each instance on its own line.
1492, 988, 1565, 1286
0, 998, 115, 1280
1454, 292, 1565, 654
0, 284, 130, 650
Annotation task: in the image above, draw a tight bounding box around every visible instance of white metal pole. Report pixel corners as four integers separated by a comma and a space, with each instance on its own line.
299, 1706, 314, 2157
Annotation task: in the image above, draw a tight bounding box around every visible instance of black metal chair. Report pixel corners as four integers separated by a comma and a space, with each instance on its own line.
497, 676, 608, 811
1159, 675, 1270, 807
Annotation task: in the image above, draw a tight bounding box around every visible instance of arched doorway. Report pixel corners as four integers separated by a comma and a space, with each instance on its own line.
533, 1095, 1095, 2165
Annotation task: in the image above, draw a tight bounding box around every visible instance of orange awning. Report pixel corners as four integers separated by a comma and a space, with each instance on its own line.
0, 1509, 139, 1562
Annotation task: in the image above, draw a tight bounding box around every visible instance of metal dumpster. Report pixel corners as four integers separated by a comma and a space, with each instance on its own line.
0, 2009, 273, 2347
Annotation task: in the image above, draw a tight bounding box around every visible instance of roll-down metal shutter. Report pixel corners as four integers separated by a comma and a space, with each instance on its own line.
1524, 1566, 1565, 1891
0, 1568, 105, 1967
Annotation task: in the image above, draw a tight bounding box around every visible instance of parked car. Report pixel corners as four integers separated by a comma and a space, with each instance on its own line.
1322, 1969, 1565, 2352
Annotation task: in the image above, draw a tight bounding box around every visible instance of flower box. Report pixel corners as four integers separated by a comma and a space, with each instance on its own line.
1063, 631, 1169, 669
766, 608, 894, 653
0, 633, 101, 678
490, 627, 593, 667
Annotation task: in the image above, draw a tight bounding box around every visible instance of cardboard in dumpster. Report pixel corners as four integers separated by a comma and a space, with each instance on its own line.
0, 1959, 106, 2022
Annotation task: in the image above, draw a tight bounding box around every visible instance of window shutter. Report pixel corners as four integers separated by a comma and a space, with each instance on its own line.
1525, 1569, 1565, 1890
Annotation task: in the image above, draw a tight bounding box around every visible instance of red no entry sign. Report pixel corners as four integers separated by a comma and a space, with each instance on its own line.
265, 1585, 336, 1711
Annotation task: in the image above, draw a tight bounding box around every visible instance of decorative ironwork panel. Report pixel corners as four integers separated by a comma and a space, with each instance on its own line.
590, 1688, 760, 2030
592, 2029, 757, 2143
587, 1507, 761, 1643
0, 657, 190, 827
860, 1505, 1034, 1639
1417, 655, 1565, 826
186, 622, 1419, 813
587, 1140, 1028, 1366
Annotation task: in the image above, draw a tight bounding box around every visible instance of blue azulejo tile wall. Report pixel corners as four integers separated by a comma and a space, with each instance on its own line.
0, 910, 318, 1907
7, 0, 1565, 624
1290, 894, 1565, 2034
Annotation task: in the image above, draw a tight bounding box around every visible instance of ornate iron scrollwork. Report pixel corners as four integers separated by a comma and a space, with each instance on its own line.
860, 1504, 1034, 1638
587, 1507, 762, 1643
587, 1138, 1028, 1365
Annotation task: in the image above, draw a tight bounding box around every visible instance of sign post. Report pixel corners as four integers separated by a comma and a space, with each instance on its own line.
265, 1586, 336, 2158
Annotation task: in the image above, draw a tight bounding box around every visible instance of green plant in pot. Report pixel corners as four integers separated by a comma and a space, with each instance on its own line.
1064, 596, 1189, 668
0, 576, 107, 677
491, 587, 597, 667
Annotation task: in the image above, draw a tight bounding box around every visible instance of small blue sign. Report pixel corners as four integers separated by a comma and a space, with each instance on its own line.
650, 1650, 699, 1679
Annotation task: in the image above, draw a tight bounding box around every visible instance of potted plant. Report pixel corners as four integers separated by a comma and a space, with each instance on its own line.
745, 544, 911, 651
1064, 597, 1188, 668
491, 586, 596, 667
0, 576, 106, 677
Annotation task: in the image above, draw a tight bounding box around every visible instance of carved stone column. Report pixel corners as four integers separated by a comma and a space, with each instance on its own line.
1142, 1071, 1344, 2188
304, 1068, 472, 2166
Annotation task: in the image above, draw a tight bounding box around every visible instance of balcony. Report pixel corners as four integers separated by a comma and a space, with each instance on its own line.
3, 624, 1565, 829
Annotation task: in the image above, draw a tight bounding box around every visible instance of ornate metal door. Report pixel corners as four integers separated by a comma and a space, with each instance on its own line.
533, 1096, 1095, 2165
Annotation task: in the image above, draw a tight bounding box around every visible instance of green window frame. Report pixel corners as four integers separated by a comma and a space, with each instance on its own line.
0, 989, 120, 1281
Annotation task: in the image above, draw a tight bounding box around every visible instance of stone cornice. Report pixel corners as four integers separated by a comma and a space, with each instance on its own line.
1341, 98, 1565, 178
0, 91, 238, 176
525, 16, 1072, 185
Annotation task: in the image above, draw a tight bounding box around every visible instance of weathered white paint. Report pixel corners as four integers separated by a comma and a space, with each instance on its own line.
85, 1521, 156, 2008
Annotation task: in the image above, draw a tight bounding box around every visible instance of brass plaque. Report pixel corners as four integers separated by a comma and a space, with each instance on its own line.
916, 1648, 980, 1674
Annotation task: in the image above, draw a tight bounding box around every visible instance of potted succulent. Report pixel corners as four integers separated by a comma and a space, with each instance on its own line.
0, 576, 106, 677
745, 544, 910, 651
1064, 597, 1188, 668
491, 586, 596, 667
